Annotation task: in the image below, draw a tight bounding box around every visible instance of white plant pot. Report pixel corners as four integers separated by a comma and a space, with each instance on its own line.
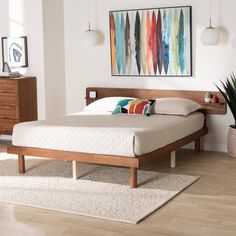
227, 126, 236, 157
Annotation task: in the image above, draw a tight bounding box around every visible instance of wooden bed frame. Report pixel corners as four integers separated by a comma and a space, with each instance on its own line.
7, 88, 226, 188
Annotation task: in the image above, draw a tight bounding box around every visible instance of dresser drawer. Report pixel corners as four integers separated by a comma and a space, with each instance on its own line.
0, 119, 18, 134
0, 79, 17, 93
0, 77, 37, 135
0, 93, 18, 105
0, 105, 18, 119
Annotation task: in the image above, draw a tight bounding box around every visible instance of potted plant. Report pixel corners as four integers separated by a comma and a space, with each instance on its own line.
216, 73, 236, 157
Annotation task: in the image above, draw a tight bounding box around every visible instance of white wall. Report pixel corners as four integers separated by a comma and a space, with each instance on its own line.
42, 0, 66, 118
0, 0, 67, 122
23, 0, 46, 119
64, 0, 236, 152
0, 0, 46, 119
0, 1, 9, 67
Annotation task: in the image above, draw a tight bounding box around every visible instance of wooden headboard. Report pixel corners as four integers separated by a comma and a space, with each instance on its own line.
86, 87, 227, 115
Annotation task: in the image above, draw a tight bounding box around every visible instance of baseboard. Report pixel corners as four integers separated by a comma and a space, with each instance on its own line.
203, 143, 227, 153
183, 142, 227, 153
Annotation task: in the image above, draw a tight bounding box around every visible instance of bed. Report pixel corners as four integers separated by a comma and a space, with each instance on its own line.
7, 88, 226, 188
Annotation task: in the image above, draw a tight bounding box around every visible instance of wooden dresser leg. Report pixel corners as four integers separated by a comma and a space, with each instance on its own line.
195, 138, 201, 152
130, 167, 137, 188
171, 151, 176, 168
72, 161, 79, 180
18, 154, 25, 174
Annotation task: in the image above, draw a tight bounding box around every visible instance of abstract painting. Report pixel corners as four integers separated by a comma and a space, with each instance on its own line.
109, 6, 192, 77
1, 36, 28, 68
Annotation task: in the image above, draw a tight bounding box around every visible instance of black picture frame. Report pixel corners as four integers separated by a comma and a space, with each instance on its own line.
109, 6, 192, 77
1, 36, 28, 68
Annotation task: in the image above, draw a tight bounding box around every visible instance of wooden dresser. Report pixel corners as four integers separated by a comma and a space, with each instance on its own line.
0, 77, 37, 135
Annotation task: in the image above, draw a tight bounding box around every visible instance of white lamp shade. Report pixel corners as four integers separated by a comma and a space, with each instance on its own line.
201, 27, 220, 46
82, 30, 99, 45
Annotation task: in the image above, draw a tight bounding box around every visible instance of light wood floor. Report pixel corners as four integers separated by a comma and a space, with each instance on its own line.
0, 141, 236, 236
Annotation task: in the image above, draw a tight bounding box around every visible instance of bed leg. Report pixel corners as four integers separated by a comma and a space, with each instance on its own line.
171, 151, 176, 168
18, 154, 25, 174
130, 167, 137, 188
72, 161, 79, 180
195, 138, 201, 152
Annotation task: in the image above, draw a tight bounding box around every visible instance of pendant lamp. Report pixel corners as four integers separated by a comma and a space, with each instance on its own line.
201, 0, 219, 46
82, 0, 99, 45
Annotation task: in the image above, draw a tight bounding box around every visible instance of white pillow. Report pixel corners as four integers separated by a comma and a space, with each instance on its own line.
84, 97, 135, 112
153, 98, 201, 116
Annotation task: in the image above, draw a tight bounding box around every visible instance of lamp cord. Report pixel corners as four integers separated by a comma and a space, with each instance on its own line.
209, 0, 212, 27
88, 0, 91, 30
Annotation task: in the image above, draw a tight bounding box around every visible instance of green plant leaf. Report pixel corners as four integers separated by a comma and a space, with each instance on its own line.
231, 73, 236, 90
215, 74, 236, 124
226, 79, 236, 106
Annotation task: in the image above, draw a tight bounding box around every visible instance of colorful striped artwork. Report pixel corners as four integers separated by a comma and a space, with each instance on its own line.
109, 6, 192, 77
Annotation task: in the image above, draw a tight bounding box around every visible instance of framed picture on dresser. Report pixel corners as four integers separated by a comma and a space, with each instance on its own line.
1, 36, 28, 68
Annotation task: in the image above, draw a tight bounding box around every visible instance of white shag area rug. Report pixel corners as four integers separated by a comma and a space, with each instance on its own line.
0, 152, 198, 224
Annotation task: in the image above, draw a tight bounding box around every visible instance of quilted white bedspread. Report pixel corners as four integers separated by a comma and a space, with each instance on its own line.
12, 112, 204, 157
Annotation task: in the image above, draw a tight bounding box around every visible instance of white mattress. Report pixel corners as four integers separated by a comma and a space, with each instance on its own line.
12, 112, 204, 157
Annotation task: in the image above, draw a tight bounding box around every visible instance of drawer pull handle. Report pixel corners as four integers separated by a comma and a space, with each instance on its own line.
0, 105, 16, 108
0, 117, 17, 119
0, 91, 15, 94
0, 103, 16, 106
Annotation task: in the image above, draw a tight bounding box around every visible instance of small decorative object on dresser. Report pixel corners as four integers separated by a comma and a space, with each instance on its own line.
0, 77, 37, 135
2, 62, 11, 72
216, 73, 236, 157
204, 92, 212, 103
210, 95, 219, 103
0, 62, 21, 78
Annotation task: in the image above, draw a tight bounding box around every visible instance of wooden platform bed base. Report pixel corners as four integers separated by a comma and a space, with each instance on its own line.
7, 87, 226, 188
7, 126, 208, 188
